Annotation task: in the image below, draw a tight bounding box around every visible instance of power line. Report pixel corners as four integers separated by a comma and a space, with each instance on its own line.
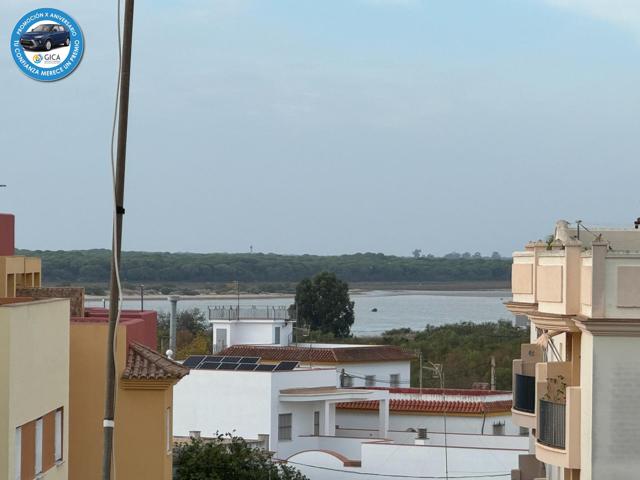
277, 459, 510, 479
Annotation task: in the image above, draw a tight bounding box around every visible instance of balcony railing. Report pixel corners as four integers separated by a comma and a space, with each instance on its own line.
513, 374, 535, 414
538, 399, 565, 449
208, 305, 293, 321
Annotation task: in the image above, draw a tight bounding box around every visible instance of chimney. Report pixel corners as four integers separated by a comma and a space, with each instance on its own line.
0, 214, 15, 256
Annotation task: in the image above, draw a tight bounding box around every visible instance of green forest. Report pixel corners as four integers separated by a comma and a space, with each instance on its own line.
17, 249, 511, 285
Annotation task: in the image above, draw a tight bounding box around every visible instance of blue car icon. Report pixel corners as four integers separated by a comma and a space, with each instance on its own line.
20, 23, 70, 51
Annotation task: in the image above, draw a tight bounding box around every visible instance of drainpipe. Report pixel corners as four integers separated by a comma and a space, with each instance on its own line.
168, 295, 180, 358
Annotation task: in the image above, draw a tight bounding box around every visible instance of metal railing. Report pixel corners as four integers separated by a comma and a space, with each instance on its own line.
208, 305, 293, 321
513, 374, 536, 414
538, 399, 566, 449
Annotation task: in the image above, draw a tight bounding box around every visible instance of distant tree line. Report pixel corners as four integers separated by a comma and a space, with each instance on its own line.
16, 249, 511, 284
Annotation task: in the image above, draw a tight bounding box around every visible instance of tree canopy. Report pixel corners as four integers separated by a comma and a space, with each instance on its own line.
17, 249, 511, 284
292, 272, 355, 337
173, 436, 307, 480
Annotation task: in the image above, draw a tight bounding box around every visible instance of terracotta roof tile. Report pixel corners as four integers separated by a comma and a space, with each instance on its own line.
218, 345, 415, 363
122, 342, 190, 381
336, 399, 513, 415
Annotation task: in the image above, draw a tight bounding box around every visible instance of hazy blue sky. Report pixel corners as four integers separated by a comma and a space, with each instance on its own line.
2, 0, 639, 256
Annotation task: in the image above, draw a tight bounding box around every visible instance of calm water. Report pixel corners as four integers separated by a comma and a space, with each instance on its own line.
85, 290, 514, 336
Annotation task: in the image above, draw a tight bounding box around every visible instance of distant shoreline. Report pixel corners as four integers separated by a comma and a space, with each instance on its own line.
83, 281, 510, 301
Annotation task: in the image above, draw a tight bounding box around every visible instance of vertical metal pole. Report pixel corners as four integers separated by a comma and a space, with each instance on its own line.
168, 295, 179, 356
102, 0, 134, 477
490, 356, 496, 391
441, 368, 448, 480
419, 351, 423, 394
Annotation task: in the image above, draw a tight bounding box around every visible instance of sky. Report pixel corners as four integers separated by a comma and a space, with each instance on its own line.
1, 0, 640, 257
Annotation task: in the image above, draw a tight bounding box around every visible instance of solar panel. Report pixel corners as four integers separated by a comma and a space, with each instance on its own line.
221, 356, 242, 363
238, 357, 260, 364
236, 363, 258, 371
204, 356, 225, 362
218, 362, 239, 370
274, 361, 299, 371
182, 356, 206, 368
254, 364, 277, 372
199, 361, 221, 370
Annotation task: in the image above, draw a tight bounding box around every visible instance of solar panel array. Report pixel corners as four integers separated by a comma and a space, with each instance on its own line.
182, 355, 298, 372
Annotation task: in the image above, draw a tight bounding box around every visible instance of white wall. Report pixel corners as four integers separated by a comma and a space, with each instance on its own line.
336, 361, 410, 388
288, 441, 525, 480
336, 410, 522, 436
173, 367, 337, 456
173, 370, 272, 440
213, 320, 294, 350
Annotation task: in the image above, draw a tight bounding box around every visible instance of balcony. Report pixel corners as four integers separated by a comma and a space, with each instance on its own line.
511, 344, 543, 429
538, 400, 565, 449
534, 362, 580, 469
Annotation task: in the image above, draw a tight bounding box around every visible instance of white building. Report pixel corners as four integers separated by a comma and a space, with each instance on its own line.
335, 387, 523, 437
173, 357, 528, 480
210, 305, 294, 351
173, 362, 390, 459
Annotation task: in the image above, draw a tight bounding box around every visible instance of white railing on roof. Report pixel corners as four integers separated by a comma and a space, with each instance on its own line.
208, 305, 293, 321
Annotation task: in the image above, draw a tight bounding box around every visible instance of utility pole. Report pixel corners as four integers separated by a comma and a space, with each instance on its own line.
490, 356, 496, 391
102, 0, 135, 478
419, 351, 423, 394
425, 362, 448, 480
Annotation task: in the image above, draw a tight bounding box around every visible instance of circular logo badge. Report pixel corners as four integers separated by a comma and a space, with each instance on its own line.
10, 8, 84, 81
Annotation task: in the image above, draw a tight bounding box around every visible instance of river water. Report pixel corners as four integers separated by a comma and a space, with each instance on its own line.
86, 290, 514, 336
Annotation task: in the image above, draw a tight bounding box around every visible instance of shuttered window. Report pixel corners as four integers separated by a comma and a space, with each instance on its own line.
15, 407, 63, 479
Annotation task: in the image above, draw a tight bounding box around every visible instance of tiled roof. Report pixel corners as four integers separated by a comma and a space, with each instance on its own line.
337, 399, 513, 415
218, 345, 415, 363
365, 386, 512, 396
122, 342, 190, 381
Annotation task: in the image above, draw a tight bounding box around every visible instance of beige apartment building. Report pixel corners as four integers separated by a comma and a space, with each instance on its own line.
1, 213, 188, 479
507, 220, 640, 480
0, 298, 70, 480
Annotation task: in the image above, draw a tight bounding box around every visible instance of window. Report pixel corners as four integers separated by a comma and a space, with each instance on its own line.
519, 426, 529, 436
166, 407, 172, 454
365, 375, 376, 387
15, 407, 64, 478
274, 327, 281, 344
14, 427, 21, 480
55, 409, 63, 462
390, 374, 400, 388
278, 413, 292, 441
313, 411, 320, 436
35, 418, 43, 475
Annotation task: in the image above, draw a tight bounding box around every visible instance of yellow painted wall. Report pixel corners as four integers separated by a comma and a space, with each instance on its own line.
0, 299, 70, 480
69, 322, 175, 480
